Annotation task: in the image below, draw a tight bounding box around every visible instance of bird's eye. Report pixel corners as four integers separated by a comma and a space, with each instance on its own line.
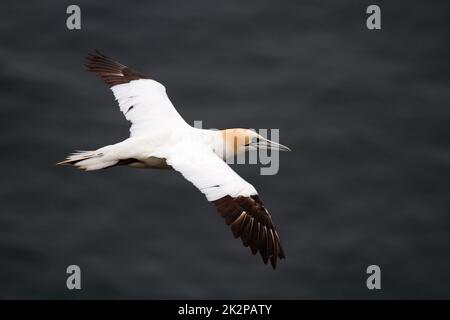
245, 137, 257, 147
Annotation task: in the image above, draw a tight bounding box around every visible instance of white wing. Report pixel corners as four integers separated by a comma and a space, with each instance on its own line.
111, 79, 188, 136
85, 51, 188, 137
165, 142, 285, 268
166, 142, 257, 201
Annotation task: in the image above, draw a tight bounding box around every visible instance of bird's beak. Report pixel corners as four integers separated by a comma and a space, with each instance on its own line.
252, 137, 292, 152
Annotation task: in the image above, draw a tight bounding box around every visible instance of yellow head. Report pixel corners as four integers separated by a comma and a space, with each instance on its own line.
221, 128, 291, 156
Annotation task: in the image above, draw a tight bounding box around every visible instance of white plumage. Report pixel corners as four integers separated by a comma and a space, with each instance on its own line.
112, 79, 189, 137
166, 142, 258, 201
58, 51, 290, 268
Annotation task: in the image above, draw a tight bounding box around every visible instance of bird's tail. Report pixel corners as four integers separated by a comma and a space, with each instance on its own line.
57, 149, 118, 171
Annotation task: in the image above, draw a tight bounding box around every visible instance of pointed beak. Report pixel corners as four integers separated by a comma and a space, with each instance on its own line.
252, 137, 292, 152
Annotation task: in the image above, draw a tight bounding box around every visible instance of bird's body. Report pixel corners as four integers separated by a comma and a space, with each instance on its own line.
59, 51, 290, 268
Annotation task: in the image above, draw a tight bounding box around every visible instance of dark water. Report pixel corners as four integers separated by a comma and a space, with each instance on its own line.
1, 0, 450, 299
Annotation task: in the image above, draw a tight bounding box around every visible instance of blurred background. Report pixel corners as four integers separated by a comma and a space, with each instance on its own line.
1, 0, 449, 299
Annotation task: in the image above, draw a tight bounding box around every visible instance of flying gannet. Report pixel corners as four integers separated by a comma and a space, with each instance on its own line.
58, 51, 291, 269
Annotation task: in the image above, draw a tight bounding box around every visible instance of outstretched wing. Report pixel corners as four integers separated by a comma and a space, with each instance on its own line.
165, 143, 285, 269
85, 51, 188, 137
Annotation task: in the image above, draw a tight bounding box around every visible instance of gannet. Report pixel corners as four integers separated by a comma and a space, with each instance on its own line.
58, 51, 291, 269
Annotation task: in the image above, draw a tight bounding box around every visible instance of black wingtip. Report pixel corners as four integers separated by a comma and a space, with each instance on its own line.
270, 256, 277, 269
212, 195, 285, 270
85, 50, 107, 64
83, 50, 148, 87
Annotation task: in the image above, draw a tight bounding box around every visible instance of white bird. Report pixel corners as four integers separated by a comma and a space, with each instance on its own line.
58, 51, 291, 269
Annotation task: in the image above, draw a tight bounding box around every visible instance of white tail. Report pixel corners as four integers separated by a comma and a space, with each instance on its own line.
57, 149, 118, 171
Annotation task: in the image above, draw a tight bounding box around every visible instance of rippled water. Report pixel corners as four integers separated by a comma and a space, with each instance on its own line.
1, 0, 449, 298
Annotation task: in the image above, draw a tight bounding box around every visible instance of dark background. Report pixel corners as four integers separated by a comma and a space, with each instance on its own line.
1, 0, 449, 299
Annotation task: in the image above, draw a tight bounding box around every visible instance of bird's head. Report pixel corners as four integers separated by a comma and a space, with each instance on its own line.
221, 128, 291, 156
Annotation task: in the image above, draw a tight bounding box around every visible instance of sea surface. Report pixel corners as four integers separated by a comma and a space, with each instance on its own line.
1, 0, 449, 298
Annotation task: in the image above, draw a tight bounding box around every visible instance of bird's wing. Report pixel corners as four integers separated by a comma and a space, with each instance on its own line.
165, 143, 285, 269
85, 51, 188, 137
